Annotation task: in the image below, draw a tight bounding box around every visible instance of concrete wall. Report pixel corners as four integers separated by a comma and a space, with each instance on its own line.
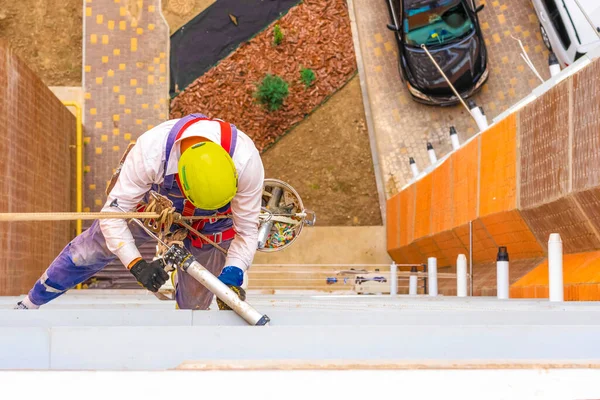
0, 43, 77, 295
386, 57, 600, 298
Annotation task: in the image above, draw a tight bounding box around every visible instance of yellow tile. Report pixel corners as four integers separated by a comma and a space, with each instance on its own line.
500, 4, 507, 11
501, 56, 509, 64
119, 21, 127, 30
113, 145, 120, 152
130, 19, 138, 28
95, 121, 102, 128
514, 25, 522, 33
535, 44, 542, 53
147, 124, 154, 130
384, 41, 393, 52
119, 95, 126, 105
159, 64, 166, 73
107, 69, 114, 77
497, 91, 505, 100
120, 6, 126, 16
137, 28, 144, 35
508, 88, 516, 97
90, 34, 98, 44
159, 76, 166, 83
136, 88, 143, 95
114, 0, 120, 2
374, 65, 382, 73
85, 65, 91, 72
503, 30, 511, 37
517, 65, 525, 72
130, 78, 137, 86
113, 86, 120, 93
86, 7, 92, 17
136, 62, 144, 68
374, 33, 383, 43
95, 199, 102, 206
154, 104, 160, 109
498, 14, 506, 24
83, 207, 91, 212
84, 92, 91, 100
160, 52, 166, 59
108, 20, 115, 30
142, 104, 149, 109
153, 57, 160, 65
102, 56, 109, 63
148, 66, 155, 72
83, 137, 91, 145
101, 135, 108, 142
102, 35, 109, 45
148, 5, 155, 12
86, 0, 92, 3
481, 22, 489, 30
148, 75, 155, 85
89, 184, 96, 190
119, 63, 126, 71
160, 98, 167, 104
125, 109, 132, 114
510, 77, 517, 86
523, 31, 531, 38
493, 33, 501, 43
124, 133, 131, 140
136, 119, 142, 125
90, 108, 97, 115
84, 165, 91, 172
113, 48, 120, 56
113, 128, 120, 135
113, 114, 120, 122
492, 0, 499, 6
95, 147, 103, 155
374, 47, 382, 57
96, 14, 103, 24
160, 113, 166, 119
131, 38, 138, 52
148, 23, 155, 31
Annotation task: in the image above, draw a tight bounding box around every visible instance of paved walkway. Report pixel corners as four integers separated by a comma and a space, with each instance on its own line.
350, 0, 549, 195
82, 0, 170, 212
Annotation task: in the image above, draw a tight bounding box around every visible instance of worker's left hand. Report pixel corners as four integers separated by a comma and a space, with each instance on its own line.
216, 266, 246, 310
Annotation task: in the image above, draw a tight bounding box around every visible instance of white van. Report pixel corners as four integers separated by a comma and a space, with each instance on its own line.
531, 0, 600, 67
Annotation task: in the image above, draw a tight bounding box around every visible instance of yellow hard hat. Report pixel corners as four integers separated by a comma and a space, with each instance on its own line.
178, 141, 238, 210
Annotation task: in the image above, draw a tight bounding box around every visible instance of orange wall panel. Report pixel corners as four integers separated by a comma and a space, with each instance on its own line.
431, 159, 454, 234
386, 193, 401, 253
480, 210, 544, 259
453, 220, 498, 263
452, 137, 479, 227
414, 236, 449, 266
479, 114, 517, 217
433, 229, 468, 267
414, 174, 433, 239
399, 185, 416, 246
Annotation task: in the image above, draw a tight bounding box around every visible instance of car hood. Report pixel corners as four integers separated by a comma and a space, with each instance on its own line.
404, 32, 484, 96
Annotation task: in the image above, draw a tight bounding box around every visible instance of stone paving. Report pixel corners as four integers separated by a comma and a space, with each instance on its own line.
82, 0, 170, 213
350, 0, 550, 196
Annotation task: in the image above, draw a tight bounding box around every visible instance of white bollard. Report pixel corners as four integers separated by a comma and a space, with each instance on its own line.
496, 246, 509, 300
427, 142, 437, 165
409, 157, 419, 178
389, 262, 398, 296
549, 53, 561, 77
468, 100, 489, 131
456, 254, 467, 297
449, 126, 460, 151
409, 266, 418, 295
428, 257, 438, 296
548, 233, 564, 302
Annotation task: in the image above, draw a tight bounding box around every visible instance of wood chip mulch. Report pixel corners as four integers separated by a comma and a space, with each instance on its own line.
169, 0, 357, 152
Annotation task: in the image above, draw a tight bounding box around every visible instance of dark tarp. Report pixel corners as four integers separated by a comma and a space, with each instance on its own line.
170, 0, 300, 97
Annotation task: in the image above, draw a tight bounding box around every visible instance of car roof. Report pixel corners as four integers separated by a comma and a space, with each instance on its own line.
404, 0, 461, 10
562, 0, 600, 46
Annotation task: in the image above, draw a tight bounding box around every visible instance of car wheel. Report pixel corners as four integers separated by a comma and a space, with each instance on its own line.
540, 24, 552, 51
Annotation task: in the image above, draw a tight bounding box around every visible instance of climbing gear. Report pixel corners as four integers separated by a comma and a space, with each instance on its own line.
130, 258, 170, 292
177, 141, 238, 210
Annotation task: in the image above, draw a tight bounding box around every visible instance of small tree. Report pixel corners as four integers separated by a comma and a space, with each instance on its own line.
254, 74, 289, 111
273, 24, 284, 46
300, 67, 316, 88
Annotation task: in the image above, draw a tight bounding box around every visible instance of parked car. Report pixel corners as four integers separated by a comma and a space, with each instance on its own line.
531, 0, 600, 68
385, 0, 489, 106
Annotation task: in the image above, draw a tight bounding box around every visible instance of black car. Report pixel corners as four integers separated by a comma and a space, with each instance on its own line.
385, 0, 489, 106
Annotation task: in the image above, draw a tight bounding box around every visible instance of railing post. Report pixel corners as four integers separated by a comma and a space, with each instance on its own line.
389, 261, 397, 296
427, 142, 437, 165
456, 254, 467, 297
449, 126, 460, 150
409, 157, 419, 178
427, 257, 438, 296
549, 233, 564, 302
409, 266, 418, 295
496, 246, 509, 299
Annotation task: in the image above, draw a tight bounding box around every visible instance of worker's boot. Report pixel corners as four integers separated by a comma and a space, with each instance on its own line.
14, 297, 39, 310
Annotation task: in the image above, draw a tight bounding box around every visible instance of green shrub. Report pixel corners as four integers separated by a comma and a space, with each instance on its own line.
254, 74, 289, 111
300, 67, 316, 88
273, 24, 284, 46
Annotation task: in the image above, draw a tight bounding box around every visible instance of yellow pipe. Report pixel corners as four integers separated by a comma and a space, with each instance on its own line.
62, 101, 83, 289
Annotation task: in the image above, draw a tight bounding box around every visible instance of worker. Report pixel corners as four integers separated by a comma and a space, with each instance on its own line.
15, 113, 264, 310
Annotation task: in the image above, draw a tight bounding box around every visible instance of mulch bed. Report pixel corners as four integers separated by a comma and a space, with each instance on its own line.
170, 0, 357, 152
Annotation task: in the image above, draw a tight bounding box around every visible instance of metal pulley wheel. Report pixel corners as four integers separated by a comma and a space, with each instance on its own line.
257, 179, 316, 252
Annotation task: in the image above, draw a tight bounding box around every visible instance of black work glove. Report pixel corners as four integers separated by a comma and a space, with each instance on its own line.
130, 259, 169, 292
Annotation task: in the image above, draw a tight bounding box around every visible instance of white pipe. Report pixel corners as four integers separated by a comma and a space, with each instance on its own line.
456, 254, 467, 297
549, 53, 561, 77
449, 126, 460, 150
496, 247, 509, 300
389, 262, 398, 296
409, 157, 419, 178
468, 100, 489, 131
427, 142, 437, 165
409, 266, 418, 295
427, 257, 438, 296
548, 233, 564, 302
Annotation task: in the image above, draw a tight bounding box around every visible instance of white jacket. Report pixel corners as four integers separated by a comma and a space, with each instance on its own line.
100, 118, 265, 272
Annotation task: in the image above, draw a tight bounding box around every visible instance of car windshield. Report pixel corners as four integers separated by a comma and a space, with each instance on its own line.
403, 0, 474, 47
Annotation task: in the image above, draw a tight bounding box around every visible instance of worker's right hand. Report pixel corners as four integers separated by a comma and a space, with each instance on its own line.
129, 259, 169, 292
